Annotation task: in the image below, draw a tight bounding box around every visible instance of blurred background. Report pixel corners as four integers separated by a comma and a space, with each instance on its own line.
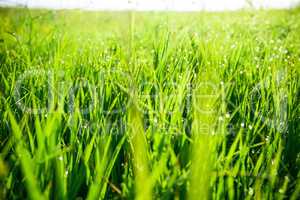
0, 0, 299, 11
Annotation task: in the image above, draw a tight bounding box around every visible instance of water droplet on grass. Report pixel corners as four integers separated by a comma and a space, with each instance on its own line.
241, 122, 245, 128
248, 187, 254, 196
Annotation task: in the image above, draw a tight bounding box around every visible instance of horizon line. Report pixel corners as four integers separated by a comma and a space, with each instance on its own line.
0, 1, 299, 12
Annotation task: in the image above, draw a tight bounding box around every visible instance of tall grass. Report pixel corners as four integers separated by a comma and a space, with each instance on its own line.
0, 7, 299, 200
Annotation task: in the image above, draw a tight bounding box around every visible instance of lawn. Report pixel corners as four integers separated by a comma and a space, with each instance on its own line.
0, 7, 299, 199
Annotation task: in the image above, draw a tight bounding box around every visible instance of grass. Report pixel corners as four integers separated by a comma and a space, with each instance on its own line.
0, 7, 300, 200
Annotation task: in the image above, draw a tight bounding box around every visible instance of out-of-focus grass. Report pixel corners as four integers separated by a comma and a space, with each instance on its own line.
0, 7, 299, 200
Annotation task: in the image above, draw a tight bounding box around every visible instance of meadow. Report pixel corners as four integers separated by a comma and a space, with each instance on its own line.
0, 7, 299, 199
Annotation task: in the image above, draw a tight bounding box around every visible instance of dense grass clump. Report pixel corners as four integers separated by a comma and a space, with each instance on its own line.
0, 8, 299, 199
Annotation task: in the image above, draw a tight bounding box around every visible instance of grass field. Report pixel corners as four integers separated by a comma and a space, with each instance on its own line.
0, 7, 300, 199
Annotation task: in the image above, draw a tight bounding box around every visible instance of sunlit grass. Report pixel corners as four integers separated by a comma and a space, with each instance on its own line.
0, 7, 299, 200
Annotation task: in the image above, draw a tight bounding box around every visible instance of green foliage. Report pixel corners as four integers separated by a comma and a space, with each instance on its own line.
0, 7, 299, 200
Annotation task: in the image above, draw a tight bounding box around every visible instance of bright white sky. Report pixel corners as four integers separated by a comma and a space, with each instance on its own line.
0, 0, 299, 11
